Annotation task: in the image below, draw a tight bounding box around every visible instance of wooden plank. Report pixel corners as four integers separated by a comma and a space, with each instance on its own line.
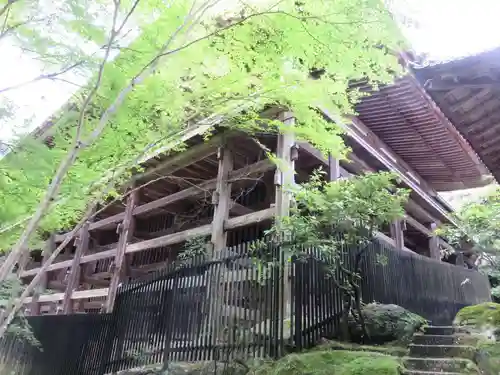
62, 221, 91, 314
29, 236, 55, 315
21, 208, 277, 279
390, 219, 405, 251
89, 159, 274, 231
224, 208, 274, 230
23, 287, 109, 304
23, 266, 270, 305
106, 190, 138, 313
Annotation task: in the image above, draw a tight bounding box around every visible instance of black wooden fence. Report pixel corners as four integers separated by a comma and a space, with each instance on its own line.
0, 240, 491, 375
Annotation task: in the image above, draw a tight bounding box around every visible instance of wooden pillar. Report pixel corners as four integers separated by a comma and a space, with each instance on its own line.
62, 222, 91, 314
328, 153, 340, 181
275, 112, 296, 322
429, 222, 441, 260
275, 112, 296, 217
30, 235, 55, 315
204, 146, 233, 341
106, 190, 138, 313
390, 219, 405, 251
211, 147, 233, 254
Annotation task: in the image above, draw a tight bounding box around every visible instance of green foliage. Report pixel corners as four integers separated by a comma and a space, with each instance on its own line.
267, 170, 409, 260
439, 187, 500, 254
0, 0, 404, 250
251, 350, 401, 375
348, 303, 426, 345
455, 302, 500, 330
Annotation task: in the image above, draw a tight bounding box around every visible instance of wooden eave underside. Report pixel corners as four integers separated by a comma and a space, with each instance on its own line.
413, 47, 500, 183
351, 76, 488, 191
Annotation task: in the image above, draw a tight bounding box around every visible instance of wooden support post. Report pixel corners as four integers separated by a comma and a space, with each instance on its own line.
30, 235, 55, 315
205, 146, 233, 343
211, 147, 233, 254
62, 222, 91, 314
275, 112, 296, 323
106, 190, 138, 313
429, 222, 441, 260
390, 219, 405, 251
328, 153, 340, 181
275, 112, 296, 216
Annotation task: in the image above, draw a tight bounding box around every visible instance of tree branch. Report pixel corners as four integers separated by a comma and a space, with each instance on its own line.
0, 0, 122, 283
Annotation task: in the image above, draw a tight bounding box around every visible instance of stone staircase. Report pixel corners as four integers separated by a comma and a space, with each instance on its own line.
403, 326, 480, 375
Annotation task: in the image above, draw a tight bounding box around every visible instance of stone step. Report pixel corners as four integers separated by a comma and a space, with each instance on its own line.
423, 326, 469, 336
403, 357, 478, 373
412, 334, 480, 346
409, 344, 476, 360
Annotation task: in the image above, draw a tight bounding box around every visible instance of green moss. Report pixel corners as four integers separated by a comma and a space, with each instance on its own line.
314, 340, 408, 357
251, 350, 401, 375
349, 303, 426, 345
455, 302, 500, 330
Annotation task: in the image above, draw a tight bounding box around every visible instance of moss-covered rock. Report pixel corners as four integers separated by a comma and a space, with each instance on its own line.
348, 303, 426, 345
455, 302, 500, 335
251, 350, 401, 375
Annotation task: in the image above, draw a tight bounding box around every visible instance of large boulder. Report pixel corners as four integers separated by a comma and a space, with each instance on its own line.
348, 303, 426, 344
455, 302, 500, 336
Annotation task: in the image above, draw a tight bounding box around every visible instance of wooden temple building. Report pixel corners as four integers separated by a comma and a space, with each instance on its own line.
16, 62, 494, 317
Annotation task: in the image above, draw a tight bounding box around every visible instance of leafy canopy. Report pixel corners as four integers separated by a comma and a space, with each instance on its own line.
440, 188, 500, 253
267, 171, 410, 259
0, 0, 405, 250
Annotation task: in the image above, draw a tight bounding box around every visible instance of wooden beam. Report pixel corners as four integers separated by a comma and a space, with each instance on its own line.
21, 208, 276, 278
296, 141, 350, 177
23, 288, 109, 304
62, 222, 91, 314
106, 190, 138, 313
425, 79, 500, 91
29, 235, 55, 315
390, 219, 405, 251
405, 214, 432, 237
95, 159, 273, 231
135, 132, 229, 181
